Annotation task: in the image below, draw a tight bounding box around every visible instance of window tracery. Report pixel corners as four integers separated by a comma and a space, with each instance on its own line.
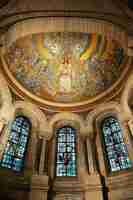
101, 116, 132, 172
56, 126, 76, 177
0, 116, 31, 172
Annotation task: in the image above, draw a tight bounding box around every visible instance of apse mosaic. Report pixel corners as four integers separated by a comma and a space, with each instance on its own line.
4, 32, 125, 103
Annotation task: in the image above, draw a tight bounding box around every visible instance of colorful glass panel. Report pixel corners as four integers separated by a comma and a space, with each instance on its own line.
56, 126, 76, 176
0, 116, 31, 172
101, 116, 132, 172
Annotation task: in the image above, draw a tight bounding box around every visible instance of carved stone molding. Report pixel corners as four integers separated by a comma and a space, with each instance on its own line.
13, 100, 49, 135
86, 101, 122, 138
48, 112, 87, 138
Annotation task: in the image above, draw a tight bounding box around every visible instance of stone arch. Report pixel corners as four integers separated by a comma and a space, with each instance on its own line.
48, 112, 88, 182
121, 73, 133, 120
12, 100, 49, 172
13, 100, 48, 137
86, 101, 123, 139
48, 112, 86, 139
86, 102, 132, 177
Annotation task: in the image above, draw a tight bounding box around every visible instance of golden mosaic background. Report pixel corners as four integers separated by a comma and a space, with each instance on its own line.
4, 32, 125, 103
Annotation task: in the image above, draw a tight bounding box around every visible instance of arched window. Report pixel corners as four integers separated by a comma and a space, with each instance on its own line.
0, 116, 31, 172
56, 126, 77, 177
101, 116, 132, 172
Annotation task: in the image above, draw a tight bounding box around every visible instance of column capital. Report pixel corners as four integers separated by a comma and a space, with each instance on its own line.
84, 132, 94, 140
39, 131, 51, 140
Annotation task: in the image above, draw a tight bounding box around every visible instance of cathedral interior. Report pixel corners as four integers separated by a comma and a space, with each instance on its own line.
0, 0, 133, 199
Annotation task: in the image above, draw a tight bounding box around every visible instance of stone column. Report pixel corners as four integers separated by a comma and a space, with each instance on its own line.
31, 133, 38, 175
39, 138, 47, 175
85, 136, 103, 200
86, 136, 97, 174
30, 137, 49, 200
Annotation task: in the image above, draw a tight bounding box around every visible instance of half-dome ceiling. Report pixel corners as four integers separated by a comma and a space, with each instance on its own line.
3, 32, 125, 105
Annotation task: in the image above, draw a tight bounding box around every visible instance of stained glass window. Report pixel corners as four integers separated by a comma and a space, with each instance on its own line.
0, 116, 31, 172
101, 116, 132, 172
56, 126, 76, 177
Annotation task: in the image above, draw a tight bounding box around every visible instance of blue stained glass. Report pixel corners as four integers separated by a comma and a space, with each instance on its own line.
101, 116, 132, 172
20, 135, 28, 144
56, 126, 76, 177
12, 158, 23, 171
17, 146, 25, 157
9, 132, 20, 144
0, 116, 31, 172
